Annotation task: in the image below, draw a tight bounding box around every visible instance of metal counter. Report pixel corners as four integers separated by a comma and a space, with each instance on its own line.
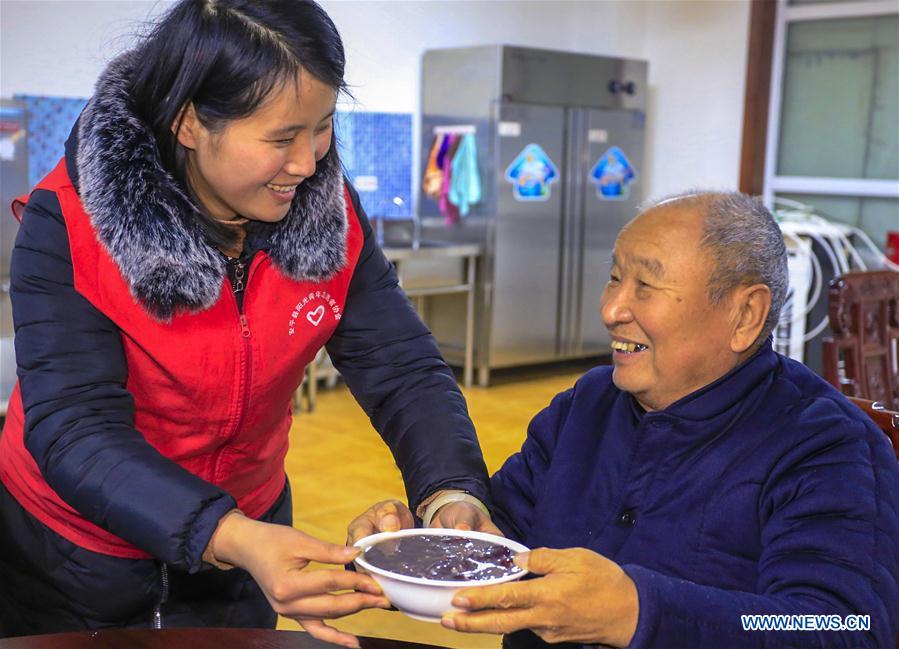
382, 242, 481, 387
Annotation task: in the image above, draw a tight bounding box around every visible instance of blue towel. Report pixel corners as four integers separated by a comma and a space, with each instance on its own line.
448, 134, 481, 218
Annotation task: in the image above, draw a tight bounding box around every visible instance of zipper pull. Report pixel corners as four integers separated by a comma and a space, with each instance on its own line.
239, 314, 251, 338
231, 259, 246, 294
154, 563, 169, 629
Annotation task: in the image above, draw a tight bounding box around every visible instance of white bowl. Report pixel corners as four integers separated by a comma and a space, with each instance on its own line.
353, 528, 529, 623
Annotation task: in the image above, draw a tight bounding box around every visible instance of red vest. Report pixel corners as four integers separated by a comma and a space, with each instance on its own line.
0, 160, 363, 558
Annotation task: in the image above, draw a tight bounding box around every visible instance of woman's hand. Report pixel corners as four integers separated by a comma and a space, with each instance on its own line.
346, 499, 415, 544
210, 513, 390, 649
429, 500, 502, 536
346, 494, 501, 546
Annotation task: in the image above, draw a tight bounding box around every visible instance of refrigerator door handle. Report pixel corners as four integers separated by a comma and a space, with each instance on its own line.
568, 108, 588, 357
557, 109, 571, 356
560, 108, 579, 357
572, 108, 582, 357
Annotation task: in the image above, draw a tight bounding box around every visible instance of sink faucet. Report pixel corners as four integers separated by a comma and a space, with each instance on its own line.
374, 196, 419, 248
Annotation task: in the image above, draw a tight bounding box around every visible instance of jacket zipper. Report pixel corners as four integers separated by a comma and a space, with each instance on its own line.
155, 256, 250, 625
235, 308, 253, 434
211, 255, 255, 481
229, 256, 253, 435
153, 562, 169, 629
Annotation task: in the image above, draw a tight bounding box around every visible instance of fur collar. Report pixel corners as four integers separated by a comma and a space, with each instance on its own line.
75, 52, 348, 320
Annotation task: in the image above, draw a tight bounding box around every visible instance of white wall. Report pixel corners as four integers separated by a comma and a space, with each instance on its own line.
323, 0, 648, 112
642, 1, 751, 196
0, 0, 750, 198
0, 1, 159, 98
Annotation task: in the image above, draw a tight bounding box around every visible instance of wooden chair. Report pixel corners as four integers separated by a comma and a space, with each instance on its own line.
847, 396, 899, 461
822, 270, 899, 410
823, 272, 898, 649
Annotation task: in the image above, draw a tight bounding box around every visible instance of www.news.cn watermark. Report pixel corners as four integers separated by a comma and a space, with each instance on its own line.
741, 614, 871, 632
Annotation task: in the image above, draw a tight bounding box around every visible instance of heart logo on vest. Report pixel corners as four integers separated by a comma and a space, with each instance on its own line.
306, 305, 325, 327
288, 291, 343, 336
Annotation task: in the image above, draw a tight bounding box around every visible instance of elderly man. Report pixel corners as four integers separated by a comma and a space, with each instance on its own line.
350, 192, 899, 648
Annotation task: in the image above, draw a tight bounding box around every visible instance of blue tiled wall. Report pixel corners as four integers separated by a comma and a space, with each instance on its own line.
15, 95, 88, 186
336, 111, 413, 218
17, 94, 412, 218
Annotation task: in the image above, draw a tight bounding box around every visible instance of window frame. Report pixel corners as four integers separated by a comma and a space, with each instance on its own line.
760, 0, 899, 206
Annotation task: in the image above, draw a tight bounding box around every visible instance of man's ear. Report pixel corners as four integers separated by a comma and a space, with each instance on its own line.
730, 284, 771, 353
172, 103, 201, 150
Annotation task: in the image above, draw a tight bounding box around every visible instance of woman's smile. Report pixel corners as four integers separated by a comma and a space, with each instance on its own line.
266, 182, 299, 203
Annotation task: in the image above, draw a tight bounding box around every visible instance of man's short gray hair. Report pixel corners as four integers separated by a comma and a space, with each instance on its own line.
643, 191, 788, 347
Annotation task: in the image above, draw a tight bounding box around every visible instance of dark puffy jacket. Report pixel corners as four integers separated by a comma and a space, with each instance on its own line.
493, 345, 899, 648
0, 53, 489, 575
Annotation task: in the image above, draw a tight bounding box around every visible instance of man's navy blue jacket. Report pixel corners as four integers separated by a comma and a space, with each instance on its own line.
492, 345, 899, 648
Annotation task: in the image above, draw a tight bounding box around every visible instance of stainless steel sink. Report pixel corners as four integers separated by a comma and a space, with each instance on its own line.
382, 239, 451, 249
381, 241, 482, 289
382, 240, 480, 260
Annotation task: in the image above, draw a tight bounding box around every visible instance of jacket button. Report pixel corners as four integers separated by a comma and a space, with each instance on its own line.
617, 509, 636, 526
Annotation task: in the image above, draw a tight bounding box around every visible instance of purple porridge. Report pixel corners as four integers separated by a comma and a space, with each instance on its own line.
363, 534, 521, 581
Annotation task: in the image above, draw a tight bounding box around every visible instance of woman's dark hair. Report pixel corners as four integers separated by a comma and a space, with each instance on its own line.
129, 0, 348, 247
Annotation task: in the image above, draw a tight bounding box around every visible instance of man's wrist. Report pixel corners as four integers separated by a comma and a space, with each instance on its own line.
608, 570, 639, 647
415, 489, 459, 519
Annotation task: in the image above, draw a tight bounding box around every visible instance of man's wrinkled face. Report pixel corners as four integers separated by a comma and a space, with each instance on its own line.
600, 205, 740, 411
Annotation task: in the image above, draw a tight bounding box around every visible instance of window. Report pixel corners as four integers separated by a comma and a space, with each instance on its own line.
764, 0, 899, 249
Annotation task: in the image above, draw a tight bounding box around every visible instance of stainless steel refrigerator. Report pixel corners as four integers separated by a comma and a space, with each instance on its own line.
418, 46, 647, 386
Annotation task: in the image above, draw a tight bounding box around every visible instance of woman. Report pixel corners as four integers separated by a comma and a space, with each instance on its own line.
0, 2, 494, 646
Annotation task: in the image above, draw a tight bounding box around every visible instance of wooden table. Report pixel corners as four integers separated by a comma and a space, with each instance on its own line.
0, 628, 451, 649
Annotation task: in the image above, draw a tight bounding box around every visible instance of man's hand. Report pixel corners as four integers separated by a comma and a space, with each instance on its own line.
210, 513, 391, 649
346, 499, 415, 545
441, 547, 639, 647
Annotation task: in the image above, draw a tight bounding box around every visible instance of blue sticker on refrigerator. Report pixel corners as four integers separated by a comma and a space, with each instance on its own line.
590, 146, 636, 200
504, 143, 559, 201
